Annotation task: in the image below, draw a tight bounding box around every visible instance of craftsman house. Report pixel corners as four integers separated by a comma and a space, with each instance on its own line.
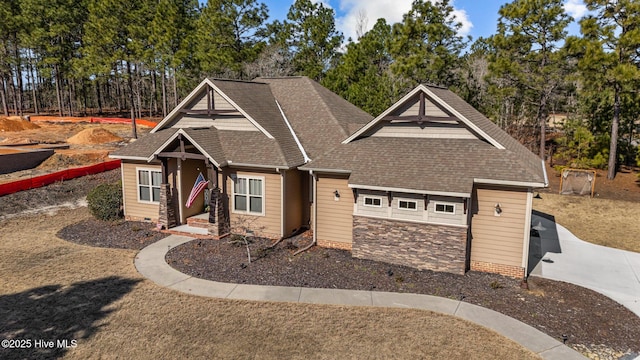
110, 77, 547, 278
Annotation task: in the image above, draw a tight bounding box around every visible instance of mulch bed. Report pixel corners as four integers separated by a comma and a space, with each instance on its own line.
165, 234, 640, 359
57, 219, 166, 250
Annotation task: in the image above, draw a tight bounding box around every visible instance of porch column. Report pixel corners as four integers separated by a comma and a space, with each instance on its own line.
207, 163, 228, 237
158, 158, 177, 229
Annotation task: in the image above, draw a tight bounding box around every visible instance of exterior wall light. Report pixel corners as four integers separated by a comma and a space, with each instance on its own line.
494, 203, 502, 216
333, 190, 340, 198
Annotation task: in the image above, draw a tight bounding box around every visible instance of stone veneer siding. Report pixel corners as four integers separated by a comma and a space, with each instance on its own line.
352, 216, 468, 275
471, 260, 525, 279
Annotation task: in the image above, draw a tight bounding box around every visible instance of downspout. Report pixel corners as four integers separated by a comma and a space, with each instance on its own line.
280, 168, 284, 238
521, 189, 534, 285
294, 170, 316, 255
541, 159, 549, 187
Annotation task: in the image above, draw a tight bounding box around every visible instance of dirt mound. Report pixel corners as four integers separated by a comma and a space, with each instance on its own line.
37, 150, 110, 170
0, 116, 41, 131
66, 127, 122, 144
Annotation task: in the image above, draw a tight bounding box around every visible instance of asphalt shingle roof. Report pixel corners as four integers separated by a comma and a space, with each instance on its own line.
301, 85, 546, 193
109, 128, 178, 160
258, 77, 373, 160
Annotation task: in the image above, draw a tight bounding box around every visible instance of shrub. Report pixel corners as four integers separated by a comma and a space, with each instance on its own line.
87, 182, 123, 221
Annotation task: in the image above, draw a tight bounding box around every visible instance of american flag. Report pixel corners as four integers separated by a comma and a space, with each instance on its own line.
185, 172, 209, 208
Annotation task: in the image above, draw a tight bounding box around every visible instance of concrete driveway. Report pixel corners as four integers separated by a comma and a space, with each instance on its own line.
529, 211, 640, 318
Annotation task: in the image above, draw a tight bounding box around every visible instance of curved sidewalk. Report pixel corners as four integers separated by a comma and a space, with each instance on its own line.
135, 235, 585, 360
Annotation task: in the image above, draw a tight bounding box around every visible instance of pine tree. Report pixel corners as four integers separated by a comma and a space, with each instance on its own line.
487, 0, 571, 159
195, 0, 269, 79
569, 0, 640, 179
323, 19, 399, 115
283, 0, 343, 81
390, 0, 466, 90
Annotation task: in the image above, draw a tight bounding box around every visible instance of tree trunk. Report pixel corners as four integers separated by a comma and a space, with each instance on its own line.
54, 65, 63, 116
161, 65, 167, 117
13, 44, 23, 116
95, 78, 103, 115
27, 50, 39, 114
126, 61, 138, 139
115, 67, 122, 112
68, 78, 75, 116
151, 67, 157, 117
0, 76, 9, 116
172, 67, 178, 107
607, 84, 620, 180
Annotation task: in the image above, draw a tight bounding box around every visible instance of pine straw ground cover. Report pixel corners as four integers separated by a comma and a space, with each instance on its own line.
0, 209, 538, 360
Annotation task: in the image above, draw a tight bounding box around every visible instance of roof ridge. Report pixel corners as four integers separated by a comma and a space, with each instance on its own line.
304, 77, 349, 138
208, 77, 267, 85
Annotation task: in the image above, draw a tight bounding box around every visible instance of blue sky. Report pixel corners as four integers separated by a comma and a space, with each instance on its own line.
261, 0, 589, 42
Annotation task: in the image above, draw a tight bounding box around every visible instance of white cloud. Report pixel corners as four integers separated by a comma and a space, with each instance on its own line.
564, 0, 587, 19
335, 0, 473, 42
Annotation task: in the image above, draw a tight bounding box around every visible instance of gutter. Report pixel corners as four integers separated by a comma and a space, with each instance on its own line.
227, 161, 290, 170
298, 167, 352, 174
473, 178, 547, 188
541, 159, 549, 187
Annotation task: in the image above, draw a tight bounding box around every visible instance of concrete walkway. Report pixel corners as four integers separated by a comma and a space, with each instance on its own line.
529, 215, 640, 318
135, 235, 585, 360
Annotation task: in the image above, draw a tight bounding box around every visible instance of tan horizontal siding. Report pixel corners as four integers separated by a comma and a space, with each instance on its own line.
173, 116, 215, 128
227, 170, 281, 238
122, 162, 160, 221
471, 186, 528, 268
284, 170, 303, 236
317, 175, 353, 244
372, 123, 475, 139
212, 117, 257, 131
213, 90, 235, 110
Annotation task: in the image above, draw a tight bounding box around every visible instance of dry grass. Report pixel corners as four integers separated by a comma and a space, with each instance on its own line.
0, 208, 538, 360
533, 193, 640, 253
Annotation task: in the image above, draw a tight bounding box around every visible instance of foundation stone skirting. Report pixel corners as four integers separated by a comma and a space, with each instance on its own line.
471, 260, 525, 278
352, 216, 467, 275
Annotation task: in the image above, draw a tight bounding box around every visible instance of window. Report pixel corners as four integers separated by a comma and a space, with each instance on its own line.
137, 169, 162, 203
398, 200, 418, 210
363, 196, 382, 207
233, 176, 264, 215
434, 203, 455, 214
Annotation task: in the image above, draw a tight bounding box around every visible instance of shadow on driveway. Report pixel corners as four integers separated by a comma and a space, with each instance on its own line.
528, 210, 561, 276
0, 276, 140, 360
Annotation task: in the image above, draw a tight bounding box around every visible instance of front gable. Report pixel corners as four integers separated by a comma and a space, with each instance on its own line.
344, 85, 504, 148
151, 79, 274, 138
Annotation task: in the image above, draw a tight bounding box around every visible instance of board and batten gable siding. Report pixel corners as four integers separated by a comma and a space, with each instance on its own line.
396, 95, 450, 117
225, 169, 282, 238
122, 161, 161, 222
169, 88, 258, 131
316, 174, 353, 246
354, 190, 466, 226
470, 186, 529, 268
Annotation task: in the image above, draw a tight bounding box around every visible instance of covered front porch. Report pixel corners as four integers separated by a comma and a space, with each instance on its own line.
154, 129, 228, 238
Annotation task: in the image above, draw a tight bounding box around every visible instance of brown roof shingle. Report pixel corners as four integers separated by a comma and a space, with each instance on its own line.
258, 77, 373, 160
